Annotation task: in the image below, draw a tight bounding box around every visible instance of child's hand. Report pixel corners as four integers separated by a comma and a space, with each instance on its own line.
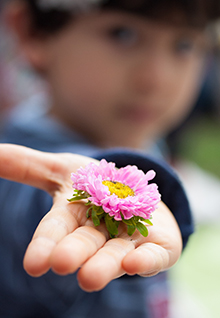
0, 144, 182, 292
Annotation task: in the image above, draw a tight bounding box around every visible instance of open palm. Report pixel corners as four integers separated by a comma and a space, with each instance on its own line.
0, 144, 182, 292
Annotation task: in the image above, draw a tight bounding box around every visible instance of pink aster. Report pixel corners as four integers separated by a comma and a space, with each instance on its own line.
70, 159, 161, 221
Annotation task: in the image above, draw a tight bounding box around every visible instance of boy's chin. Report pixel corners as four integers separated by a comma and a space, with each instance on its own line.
99, 136, 152, 150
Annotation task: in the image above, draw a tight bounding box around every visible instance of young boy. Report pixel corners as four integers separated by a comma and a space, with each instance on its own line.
0, 0, 219, 317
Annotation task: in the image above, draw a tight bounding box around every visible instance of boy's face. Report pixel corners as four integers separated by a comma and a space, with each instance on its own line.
34, 10, 207, 149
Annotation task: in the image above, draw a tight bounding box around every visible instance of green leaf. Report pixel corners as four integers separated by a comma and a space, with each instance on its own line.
97, 212, 106, 221
127, 225, 136, 236
68, 195, 87, 202
141, 219, 153, 226
136, 222, 149, 237
122, 218, 136, 226
86, 206, 93, 218
95, 206, 105, 216
104, 214, 119, 238
133, 216, 140, 223
68, 190, 90, 202
76, 190, 88, 196
92, 206, 100, 227
85, 200, 92, 206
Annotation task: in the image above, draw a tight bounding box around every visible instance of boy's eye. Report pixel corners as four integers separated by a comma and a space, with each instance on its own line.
174, 37, 205, 56
107, 26, 139, 47
174, 39, 195, 55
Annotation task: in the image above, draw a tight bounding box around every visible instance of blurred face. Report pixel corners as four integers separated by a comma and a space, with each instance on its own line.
40, 10, 207, 149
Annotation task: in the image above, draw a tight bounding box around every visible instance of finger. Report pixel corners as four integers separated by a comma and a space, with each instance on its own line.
77, 237, 135, 292
122, 203, 183, 276
23, 199, 84, 277
122, 242, 170, 276
0, 144, 60, 191
50, 225, 107, 275
0, 143, 98, 194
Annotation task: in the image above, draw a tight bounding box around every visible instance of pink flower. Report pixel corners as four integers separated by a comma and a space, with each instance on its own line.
71, 159, 161, 221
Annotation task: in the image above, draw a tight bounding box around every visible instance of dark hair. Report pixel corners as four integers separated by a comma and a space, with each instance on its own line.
24, 0, 220, 35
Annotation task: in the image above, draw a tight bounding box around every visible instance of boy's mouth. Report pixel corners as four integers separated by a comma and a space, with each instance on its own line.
118, 104, 159, 125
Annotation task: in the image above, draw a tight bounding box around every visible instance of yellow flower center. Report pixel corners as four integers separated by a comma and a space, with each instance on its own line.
102, 180, 135, 199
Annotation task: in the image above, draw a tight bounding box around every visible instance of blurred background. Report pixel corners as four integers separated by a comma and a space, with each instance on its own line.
0, 4, 220, 318
0, 2, 44, 133
166, 25, 220, 318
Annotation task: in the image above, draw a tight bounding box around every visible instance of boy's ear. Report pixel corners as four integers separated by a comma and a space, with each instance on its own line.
4, 1, 49, 73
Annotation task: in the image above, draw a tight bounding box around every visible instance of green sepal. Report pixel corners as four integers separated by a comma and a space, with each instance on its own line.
120, 214, 152, 237
136, 222, 149, 237
91, 206, 100, 227
86, 206, 93, 218
85, 200, 92, 206
86, 205, 107, 227
141, 218, 153, 226
97, 212, 106, 221
68, 196, 87, 202
121, 218, 136, 226
104, 214, 119, 238
127, 225, 136, 236
68, 190, 90, 202
95, 206, 106, 216
68, 188, 152, 238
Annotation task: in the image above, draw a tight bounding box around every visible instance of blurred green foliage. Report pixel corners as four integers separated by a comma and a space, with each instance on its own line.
177, 115, 220, 178
171, 224, 220, 318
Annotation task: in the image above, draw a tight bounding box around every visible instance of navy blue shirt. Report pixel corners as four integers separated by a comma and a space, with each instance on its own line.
0, 96, 193, 318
